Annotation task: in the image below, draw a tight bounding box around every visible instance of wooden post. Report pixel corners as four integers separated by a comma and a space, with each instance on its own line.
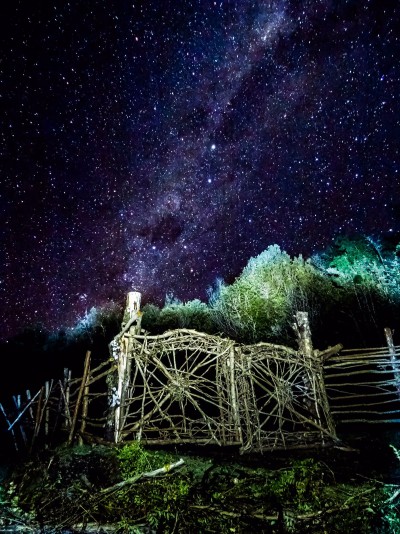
63, 368, 72, 429
68, 351, 91, 446
293, 312, 319, 419
30, 386, 44, 453
124, 291, 142, 332
44, 381, 50, 437
294, 312, 314, 360
228, 346, 242, 443
106, 291, 142, 443
79, 382, 90, 445
26, 390, 35, 424
385, 327, 400, 395
293, 312, 337, 440
115, 292, 141, 443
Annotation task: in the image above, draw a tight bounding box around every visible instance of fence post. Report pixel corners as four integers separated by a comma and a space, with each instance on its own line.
106, 291, 142, 443
229, 345, 242, 443
62, 368, 72, 430
293, 312, 317, 415
68, 351, 91, 446
30, 386, 44, 453
293, 311, 337, 440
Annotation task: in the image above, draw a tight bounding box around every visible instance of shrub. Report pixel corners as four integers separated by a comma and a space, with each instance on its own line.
311, 234, 400, 345
142, 297, 215, 334
209, 245, 335, 343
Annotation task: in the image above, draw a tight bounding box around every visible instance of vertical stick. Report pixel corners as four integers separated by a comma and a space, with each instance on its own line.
63, 368, 71, 429
293, 311, 337, 440
58, 380, 72, 429
229, 346, 241, 443
125, 291, 142, 332
110, 291, 142, 443
115, 338, 128, 443
215, 356, 226, 445
68, 351, 91, 445
385, 327, 400, 395
137, 360, 148, 442
30, 386, 44, 453
105, 350, 119, 442
293, 312, 318, 419
79, 382, 90, 444
45, 381, 50, 437
294, 312, 313, 359
26, 390, 35, 423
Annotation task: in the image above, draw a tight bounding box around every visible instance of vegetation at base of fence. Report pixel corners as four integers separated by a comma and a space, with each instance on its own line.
1, 440, 400, 533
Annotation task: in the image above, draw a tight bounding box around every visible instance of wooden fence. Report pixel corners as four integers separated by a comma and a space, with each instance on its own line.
0, 352, 112, 453
324, 328, 400, 424
1, 292, 399, 454
108, 328, 337, 452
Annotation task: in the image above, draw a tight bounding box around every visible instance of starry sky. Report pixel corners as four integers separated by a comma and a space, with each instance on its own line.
1, 0, 399, 340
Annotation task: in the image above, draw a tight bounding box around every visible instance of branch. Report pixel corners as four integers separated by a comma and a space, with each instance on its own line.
100, 458, 185, 495
318, 344, 343, 362
7, 389, 41, 431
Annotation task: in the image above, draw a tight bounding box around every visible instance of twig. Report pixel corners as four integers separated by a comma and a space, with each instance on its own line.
7, 390, 41, 431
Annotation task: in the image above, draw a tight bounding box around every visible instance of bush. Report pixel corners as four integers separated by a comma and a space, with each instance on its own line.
311, 234, 400, 345
142, 296, 215, 334
138, 235, 400, 347
209, 245, 335, 344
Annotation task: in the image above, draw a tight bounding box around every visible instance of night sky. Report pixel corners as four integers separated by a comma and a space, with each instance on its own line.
1, 0, 399, 340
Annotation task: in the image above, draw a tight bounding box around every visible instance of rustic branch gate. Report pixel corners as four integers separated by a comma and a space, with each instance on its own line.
106, 297, 338, 452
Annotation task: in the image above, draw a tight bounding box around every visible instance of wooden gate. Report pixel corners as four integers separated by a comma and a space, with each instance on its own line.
109, 312, 338, 453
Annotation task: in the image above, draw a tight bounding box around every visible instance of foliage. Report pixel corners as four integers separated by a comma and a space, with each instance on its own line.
65, 300, 124, 343
264, 458, 325, 510
142, 296, 215, 335
3, 442, 400, 533
0, 481, 38, 531
105, 442, 193, 532
139, 234, 400, 347
115, 441, 174, 479
208, 245, 335, 343
310, 234, 400, 345
379, 445, 400, 533
314, 234, 400, 305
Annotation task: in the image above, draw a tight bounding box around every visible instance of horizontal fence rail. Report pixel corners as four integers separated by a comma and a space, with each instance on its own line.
324, 338, 400, 424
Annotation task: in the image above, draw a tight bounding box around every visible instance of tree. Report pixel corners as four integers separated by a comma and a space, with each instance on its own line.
209, 245, 335, 344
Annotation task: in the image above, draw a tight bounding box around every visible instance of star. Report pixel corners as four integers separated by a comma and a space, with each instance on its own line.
0, 0, 399, 340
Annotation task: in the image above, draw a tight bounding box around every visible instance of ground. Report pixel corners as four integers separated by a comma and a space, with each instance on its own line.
0, 427, 400, 533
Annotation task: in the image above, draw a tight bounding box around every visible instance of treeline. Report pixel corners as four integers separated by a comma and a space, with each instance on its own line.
1, 233, 399, 399
141, 234, 400, 348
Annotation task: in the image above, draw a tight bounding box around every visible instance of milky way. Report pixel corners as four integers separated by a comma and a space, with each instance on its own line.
1, 0, 399, 339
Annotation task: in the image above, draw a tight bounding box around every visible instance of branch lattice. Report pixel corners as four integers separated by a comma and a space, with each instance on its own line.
118, 329, 337, 452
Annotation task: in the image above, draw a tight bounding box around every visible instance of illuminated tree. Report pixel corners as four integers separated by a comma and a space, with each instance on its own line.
209, 245, 334, 343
